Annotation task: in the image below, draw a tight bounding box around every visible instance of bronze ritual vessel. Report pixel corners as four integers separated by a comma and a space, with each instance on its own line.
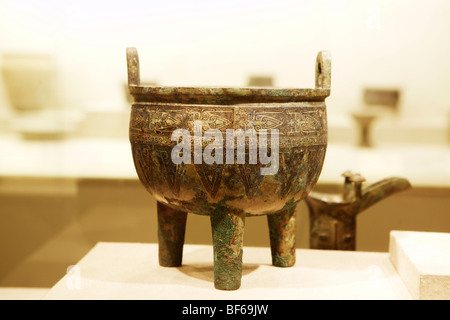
306, 171, 411, 251
127, 47, 331, 290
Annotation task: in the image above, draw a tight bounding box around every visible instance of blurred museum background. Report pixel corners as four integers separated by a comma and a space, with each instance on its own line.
0, 0, 449, 296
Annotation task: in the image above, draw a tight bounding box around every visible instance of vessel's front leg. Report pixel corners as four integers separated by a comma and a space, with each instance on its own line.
157, 201, 187, 267
210, 210, 245, 290
267, 207, 296, 267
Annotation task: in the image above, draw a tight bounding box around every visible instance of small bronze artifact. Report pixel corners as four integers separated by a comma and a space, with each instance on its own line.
127, 47, 331, 290
363, 88, 400, 113
305, 171, 411, 250
352, 112, 378, 147
352, 88, 401, 147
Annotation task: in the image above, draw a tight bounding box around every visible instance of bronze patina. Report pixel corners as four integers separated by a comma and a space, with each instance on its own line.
305, 171, 411, 251
127, 47, 331, 290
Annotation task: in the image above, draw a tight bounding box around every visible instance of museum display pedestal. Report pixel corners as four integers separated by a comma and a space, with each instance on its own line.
42, 241, 416, 300
389, 231, 450, 300
43, 243, 410, 300
0, 287, 49, 300
0, 231, 445, 300
41, 230, 450, 300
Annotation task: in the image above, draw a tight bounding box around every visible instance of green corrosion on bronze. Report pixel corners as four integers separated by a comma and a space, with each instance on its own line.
157, 202, 187, 267
210, 205, 245, 290
267, 198, 298, 267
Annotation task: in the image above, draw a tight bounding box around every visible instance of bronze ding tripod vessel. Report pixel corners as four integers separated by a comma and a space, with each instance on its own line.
127, 47, 331, 290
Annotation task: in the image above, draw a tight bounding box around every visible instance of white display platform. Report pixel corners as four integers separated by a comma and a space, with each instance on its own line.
43, 242, 412, 300
0, 287, 49, 300
390, 231, 450, 300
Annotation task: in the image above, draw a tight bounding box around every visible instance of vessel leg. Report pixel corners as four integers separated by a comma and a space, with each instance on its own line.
267, 208, 296, 267
157, 201, 187, 267
210, 210, 245, 290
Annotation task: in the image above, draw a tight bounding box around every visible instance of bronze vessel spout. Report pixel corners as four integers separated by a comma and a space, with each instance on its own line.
305, 171, 411, 251
127, 47, 331, 290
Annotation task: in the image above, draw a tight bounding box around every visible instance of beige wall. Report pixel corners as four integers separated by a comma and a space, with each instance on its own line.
1, 0, 450, 120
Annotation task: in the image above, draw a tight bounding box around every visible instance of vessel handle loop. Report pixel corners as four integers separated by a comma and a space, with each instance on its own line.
315, 51, 331, 90
127, 47, 140, 86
